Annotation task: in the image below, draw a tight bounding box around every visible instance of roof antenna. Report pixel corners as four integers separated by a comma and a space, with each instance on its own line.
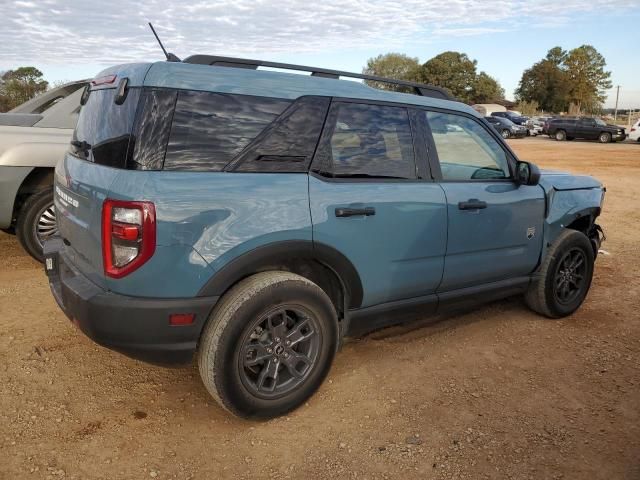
148, 22, 181, 62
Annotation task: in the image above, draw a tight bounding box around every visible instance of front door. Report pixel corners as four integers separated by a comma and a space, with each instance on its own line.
309, 101, 447, 308
422, 110, 545, 292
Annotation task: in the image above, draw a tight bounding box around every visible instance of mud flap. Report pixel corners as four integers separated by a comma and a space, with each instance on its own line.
589, 224, 605, 258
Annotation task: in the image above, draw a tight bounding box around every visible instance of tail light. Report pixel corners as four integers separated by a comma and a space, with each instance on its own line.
102, 199, 156, 278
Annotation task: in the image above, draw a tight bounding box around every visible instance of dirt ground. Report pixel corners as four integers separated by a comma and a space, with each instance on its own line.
1, 137, 639, 480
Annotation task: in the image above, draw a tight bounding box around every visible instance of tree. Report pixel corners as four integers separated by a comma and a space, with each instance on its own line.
563, 45, 612, 113
0, 67, 48, 111
472, 72, 505, 104
418, 51, 478, 103
362, 53, 421, 92
515, 46, 611, 114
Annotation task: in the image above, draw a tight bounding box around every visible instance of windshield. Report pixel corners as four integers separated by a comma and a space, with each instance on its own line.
595, 118, 607, 126
70, 87, 141, 167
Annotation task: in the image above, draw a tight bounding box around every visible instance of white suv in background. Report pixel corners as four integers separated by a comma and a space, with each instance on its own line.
629, 119, 640, 142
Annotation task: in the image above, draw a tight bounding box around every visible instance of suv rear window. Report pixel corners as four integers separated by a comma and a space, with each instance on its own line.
71, 87, 141, 167
163, 91, 291, 171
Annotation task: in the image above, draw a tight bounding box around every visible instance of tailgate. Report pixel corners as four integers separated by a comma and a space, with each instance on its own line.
54, 154, 120, 288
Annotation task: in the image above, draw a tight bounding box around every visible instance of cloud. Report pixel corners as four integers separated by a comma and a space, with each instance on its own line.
0, 0, 635, 65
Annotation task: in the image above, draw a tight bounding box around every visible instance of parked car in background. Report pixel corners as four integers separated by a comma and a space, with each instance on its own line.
491, 110, 529, 126
0, 80, 87, 261
547, 117, 626, 143
526, 118, 544, 136
485, 116, 527, 139
44, 56, 605, 419
629, 119, 640, 142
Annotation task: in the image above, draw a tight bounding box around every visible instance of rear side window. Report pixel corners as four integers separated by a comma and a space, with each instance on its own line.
71, 87, 141, 167
426, 111, 510, 181
314, 102, 416, 179
164, 91, 290, 171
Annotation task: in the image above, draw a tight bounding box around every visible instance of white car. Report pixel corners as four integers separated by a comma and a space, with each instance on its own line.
629, 119, 640, 142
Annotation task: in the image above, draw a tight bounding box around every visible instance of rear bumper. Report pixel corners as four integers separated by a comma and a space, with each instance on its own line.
43, 237, 218, 365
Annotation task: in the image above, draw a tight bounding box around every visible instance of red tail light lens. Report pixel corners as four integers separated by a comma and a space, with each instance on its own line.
102, 199, 156, 278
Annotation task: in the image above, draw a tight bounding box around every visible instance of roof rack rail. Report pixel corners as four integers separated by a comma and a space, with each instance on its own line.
182, 55, 453, 101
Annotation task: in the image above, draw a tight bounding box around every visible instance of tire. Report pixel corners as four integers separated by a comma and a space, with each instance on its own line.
555, 130, 567, 141
525, 229, 595, 319
16, 188, 56, 263
599, 132, 611, 143
501, 129, 511, 139
198, 271, 339, 419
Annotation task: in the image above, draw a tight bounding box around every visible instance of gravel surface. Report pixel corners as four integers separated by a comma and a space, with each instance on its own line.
0, 137, 638, 479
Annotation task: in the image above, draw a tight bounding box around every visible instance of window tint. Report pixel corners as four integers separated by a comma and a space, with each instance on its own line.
128, 88, 177, 170
71, 87, 141, 168
232, 96, 330, 173
426, 111, 510, 181
316, 102, 416, 179
164, 91, 290, 171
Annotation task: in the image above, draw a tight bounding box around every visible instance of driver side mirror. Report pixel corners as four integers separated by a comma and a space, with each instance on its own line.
516, 161, 540, 186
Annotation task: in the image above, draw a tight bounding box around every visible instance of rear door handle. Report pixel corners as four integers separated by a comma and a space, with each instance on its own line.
458, 199, 487, 210
335, 207, 376, 217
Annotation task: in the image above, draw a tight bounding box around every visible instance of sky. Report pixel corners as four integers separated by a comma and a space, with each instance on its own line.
2, 0, 640, 108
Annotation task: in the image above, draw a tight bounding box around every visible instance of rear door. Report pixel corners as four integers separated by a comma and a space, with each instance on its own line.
422, 109, 545, 291
309, 100, 447, 308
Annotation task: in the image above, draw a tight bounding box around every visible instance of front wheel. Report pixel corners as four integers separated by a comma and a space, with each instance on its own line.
198, 271, 339, 419
525, 230, 595, 318
16, 188, 56, 263
599, 132, 611, 143
501, 129, 511, 139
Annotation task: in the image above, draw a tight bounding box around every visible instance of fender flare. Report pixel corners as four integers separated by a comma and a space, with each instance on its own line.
196, 240, 363, 308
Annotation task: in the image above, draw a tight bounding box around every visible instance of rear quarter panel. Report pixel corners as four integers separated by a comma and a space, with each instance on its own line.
104, 171, 312, 297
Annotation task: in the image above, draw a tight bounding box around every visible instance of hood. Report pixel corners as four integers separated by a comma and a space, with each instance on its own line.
538, 169, 602, 191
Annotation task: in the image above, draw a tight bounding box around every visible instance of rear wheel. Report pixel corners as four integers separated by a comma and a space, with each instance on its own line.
555, 130, 567, 141
16, 188, 56, 263
599, 132, 611, 143
525, 229, 594, 318
501, 129, 511, 139
198, 271, 339, 419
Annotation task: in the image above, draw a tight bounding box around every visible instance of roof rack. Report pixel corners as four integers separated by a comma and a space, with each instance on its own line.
182, 55, 453, 101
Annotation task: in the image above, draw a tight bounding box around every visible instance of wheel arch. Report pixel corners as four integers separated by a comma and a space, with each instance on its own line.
197, 240, 364, 318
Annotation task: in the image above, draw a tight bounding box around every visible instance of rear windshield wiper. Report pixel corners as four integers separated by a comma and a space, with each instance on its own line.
71, 140, 92, 151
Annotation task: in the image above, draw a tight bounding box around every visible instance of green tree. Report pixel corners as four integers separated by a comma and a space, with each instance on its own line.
362, 53, 421, 92
0, 67, 48, 111
563, 45, 612, 113
515, 46, 611, 114
472, 72, 505, 104
418, 51, 478, 103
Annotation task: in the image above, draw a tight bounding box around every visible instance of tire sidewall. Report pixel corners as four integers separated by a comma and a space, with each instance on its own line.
542, 232, 595, 317
16, 188, 54, 263
210, 280, 338, 419
599, 132, 611, 143
555, 130, 566, 141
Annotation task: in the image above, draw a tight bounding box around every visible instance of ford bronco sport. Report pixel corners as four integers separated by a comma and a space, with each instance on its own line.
44, 56, 605, 419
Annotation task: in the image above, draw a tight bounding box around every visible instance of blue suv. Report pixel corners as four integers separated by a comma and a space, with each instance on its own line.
44, 56, 605, 419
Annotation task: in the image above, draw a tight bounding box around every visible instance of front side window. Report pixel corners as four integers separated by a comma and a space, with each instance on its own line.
426, 111, 510, 181
316, 102, 416, 179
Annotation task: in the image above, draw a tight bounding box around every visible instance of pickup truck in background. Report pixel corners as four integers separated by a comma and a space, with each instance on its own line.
0, 80, 87, 261
547, 117, 627, 143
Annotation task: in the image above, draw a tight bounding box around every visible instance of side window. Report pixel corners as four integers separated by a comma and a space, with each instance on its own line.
232, 96, 330, 173
314, 103, 416, 179
426, 111, 510, 181
164, 91, 290, 171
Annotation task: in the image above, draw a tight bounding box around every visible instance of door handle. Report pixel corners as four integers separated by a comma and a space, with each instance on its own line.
458, 199, 487, 210
335, 207, 376, 217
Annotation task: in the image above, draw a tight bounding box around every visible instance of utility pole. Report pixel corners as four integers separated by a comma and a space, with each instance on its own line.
613, 85, 620, 122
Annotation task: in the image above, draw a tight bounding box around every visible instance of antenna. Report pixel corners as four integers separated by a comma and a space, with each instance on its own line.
148, 23, 181, 62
